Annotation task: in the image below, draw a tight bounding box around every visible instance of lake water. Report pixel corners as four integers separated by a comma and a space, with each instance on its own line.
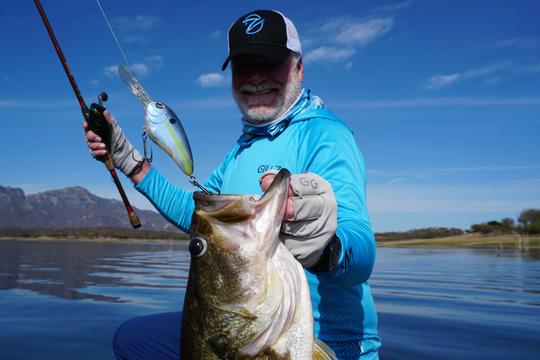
0, 239, 538, 359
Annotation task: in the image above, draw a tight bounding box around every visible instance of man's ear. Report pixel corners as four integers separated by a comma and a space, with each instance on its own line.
297, 57, 304, 81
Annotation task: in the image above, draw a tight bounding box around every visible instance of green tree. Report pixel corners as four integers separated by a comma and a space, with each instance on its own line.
500, 218, 515, 229
518, 209, 540, 234
470, 219, 515, 234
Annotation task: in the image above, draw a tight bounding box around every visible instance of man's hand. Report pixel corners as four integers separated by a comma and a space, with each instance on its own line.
260, 171, 338, 268
83, 110, 142, 177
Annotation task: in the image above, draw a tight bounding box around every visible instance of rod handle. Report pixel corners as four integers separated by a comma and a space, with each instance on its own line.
84, 104, 141, 229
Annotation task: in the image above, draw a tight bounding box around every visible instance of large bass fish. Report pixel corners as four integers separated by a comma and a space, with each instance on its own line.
181, 169, 336, 359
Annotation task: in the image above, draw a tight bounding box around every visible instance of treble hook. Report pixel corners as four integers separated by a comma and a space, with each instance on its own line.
189, 176, 213, 195
131, 130, 153, 165
131, 129, 213, 196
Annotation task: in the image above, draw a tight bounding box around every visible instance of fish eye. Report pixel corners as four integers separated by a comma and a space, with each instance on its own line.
189, 237, 207, 258
169, 118, 176, 124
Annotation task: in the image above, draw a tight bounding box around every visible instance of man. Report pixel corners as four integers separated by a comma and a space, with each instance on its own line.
85, 10, 380, 360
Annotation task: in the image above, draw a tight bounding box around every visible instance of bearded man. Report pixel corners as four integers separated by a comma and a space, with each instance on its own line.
85, 9, 380, 360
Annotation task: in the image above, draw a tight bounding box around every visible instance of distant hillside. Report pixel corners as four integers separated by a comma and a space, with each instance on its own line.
0, 185, 181, 232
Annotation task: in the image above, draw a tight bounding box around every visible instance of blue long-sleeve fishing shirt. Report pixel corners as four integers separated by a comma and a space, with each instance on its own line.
135, 89, 381, 359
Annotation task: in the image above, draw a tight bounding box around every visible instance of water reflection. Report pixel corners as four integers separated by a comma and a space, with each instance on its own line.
1, 240, 539, 359
0, 239, 189, 303
372, 248, 540, 360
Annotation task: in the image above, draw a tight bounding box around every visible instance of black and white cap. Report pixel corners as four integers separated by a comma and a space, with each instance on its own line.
221, 10, 302, 71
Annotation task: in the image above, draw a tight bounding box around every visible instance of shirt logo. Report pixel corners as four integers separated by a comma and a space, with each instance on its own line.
257, 164, 282, 174
242, 14, 265, 35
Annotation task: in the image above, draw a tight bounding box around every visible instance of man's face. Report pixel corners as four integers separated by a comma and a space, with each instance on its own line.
232, 53, 303, 124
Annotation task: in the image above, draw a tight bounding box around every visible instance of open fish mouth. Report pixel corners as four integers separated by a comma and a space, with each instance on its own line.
194, 168, 290, 204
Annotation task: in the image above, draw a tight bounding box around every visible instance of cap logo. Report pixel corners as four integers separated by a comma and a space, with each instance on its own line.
242, 13, 265, 35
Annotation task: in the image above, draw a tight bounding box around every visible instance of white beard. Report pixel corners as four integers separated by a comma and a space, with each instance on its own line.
233, 68, 302, 125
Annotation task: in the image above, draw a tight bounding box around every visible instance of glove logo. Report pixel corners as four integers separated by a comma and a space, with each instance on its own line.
242, 14, 265, 35
299, 177, 319, 190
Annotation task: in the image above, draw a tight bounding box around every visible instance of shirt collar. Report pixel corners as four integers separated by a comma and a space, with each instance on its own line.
237, 89, 323, 147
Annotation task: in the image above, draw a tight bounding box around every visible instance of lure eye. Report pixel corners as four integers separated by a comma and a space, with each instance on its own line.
189, 237, 207, 258
169, 118, 176, 124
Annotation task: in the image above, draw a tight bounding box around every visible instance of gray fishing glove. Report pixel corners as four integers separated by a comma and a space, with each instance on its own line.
99, 111, 142, 176
262, 171, 338, 268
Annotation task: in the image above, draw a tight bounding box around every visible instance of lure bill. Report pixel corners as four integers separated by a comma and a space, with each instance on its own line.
118, 65, 194, 176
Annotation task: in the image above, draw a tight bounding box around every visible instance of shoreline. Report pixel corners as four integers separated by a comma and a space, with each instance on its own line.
377, 233, 540, 249
0, 237, 189, 244
2, 234, 539, 249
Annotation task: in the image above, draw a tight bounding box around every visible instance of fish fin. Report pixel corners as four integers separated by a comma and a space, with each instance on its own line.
312, 338, 337, 360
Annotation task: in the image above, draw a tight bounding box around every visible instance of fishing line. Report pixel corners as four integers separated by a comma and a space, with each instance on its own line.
95, 0, 213, 195
95, 0, 130, 67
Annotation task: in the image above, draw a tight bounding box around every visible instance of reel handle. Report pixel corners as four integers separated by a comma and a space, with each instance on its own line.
85, 99, 114, 170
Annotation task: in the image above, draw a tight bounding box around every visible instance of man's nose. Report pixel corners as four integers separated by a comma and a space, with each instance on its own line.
243, 65, 269, 84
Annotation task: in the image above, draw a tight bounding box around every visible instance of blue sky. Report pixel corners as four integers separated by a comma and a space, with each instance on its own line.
1, 0, 539, 232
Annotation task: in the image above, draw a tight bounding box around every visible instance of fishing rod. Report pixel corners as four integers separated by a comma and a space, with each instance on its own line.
34, 0, 141, 229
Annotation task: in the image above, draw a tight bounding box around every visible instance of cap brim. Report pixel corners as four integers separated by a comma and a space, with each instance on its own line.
221, 44, 291, 71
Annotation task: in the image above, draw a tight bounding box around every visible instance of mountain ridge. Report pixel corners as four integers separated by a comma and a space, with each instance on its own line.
0, 185, 179, 232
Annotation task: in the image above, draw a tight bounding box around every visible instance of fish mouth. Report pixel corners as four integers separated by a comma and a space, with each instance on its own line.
194, 169, 290, 205
194, 168, 291, 225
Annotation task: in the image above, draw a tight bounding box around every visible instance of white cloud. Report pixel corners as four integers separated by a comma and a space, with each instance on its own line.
303, 46, 356, 63
124, 35, 148, 43
424, 61, 512, 90
103, 55, 162, 78
303, 17, 394, 65
467, 61, 512, 76
0, 96, 234, 111
130, 63, 149, 77
424, 73, 461, 90
373, 1, 414, 12
485, 76, 502, 85
494, 37, 539, 49
331, 97, 540, 108
385, 177, 405, 185
0, 99, 73, 109
516, 63, 540, 73
197, 73, 228, 87
333, 18, 394, 46
103, 65, 119, 77
145, 55, 164, 69
208, 30, 222, 40
114, 15, 160, 32
104, 63, 149, 77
